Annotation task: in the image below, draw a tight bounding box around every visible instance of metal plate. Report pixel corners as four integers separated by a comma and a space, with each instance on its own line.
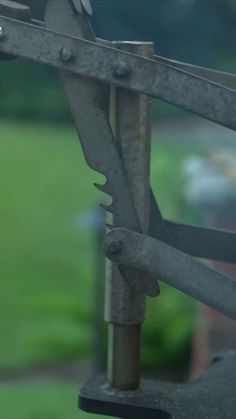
79, 352, 236, 419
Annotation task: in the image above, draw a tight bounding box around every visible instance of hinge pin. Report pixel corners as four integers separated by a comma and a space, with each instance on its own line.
107, 240, 123, 255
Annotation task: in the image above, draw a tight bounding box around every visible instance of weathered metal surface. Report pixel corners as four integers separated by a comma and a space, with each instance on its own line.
107, 324, 141, 391
45, 0, 141, 231
79, 351, 236, 419
149, 190, 172, 244
104, 228, 236, 320
70, 0, 93, 16
0, 0, 30, 21
155, 55, 236, 90
106, 41, 153, 389
0, 2, 235, 417
45, 0, 151, 322
70, 0, 82, 14
149, 189, 236, 262
106, 41, 156, 322
81, 0, 92, 15
163, 220, 236, 263
95, 40, 236, 90
0, 0, 30, 60
1, 16, 236, 130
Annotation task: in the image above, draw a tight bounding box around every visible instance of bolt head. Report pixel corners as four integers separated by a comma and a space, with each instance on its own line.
114, 62, 130, 78
0, 27, 5, 40
59, 47, 73, 63
107, 240, 123, 255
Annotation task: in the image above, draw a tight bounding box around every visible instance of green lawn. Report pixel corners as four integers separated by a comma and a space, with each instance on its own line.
0, 120, 103, 370
0, 381, 109, 419
0, 119, 196, 418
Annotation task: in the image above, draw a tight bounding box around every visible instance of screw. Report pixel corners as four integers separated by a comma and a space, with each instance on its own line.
0, 27, 5, 40
59, 47, 73, 63
114, 62, 130, 78
107, 240, 123, 255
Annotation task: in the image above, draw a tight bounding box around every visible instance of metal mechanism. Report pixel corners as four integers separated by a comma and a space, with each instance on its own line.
80, 351, 236, 419
0, 1, 236, 417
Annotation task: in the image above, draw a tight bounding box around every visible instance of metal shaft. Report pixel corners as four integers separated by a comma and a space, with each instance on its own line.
106, 41, 153, 389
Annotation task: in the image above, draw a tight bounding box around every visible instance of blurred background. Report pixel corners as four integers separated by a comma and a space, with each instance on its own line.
0, 0, 236, 418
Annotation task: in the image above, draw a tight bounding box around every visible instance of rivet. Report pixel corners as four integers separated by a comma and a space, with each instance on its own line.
114, 62, 130, 78
108, 240, 123, 255
59, 47, 73, 63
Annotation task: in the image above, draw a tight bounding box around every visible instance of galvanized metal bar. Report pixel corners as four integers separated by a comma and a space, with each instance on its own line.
105, 228, 236, 321
154, 55, 236, 90
97, 39, 236, 91
1, 16, 236, 130
106, 41, 153, 389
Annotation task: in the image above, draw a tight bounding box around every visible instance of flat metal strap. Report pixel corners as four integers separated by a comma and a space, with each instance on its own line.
79, 351, 236, 419
158, 220, 236, 263
0, 1, 30, 21
105, 228, 236, 319
0, 16, 236, 130
154, 54, 236, 90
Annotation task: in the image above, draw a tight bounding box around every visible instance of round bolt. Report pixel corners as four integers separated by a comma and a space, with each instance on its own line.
0, 27, 5, 40
107, 240, 123, 255
114, 62, 130, 78
59, 47, 73, 63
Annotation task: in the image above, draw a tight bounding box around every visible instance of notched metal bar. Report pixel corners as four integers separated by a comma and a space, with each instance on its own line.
104, 228, 236, 320
0, 16, 236, 130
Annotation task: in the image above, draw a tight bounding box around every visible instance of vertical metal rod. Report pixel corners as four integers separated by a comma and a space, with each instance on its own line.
106, 41, 153, 390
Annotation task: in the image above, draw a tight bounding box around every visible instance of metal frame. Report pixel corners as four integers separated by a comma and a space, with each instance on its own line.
0, 1, 235, 417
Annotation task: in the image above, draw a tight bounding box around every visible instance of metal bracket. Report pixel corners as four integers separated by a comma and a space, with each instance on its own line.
79, 351, 236, 419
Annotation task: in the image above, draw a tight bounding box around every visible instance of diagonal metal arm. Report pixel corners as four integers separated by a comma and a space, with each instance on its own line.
0, 16, 236, 130
154, 55, 236, 90
104, 228, 236, 321
97, 37, 236, 91
163, 220, 236, 263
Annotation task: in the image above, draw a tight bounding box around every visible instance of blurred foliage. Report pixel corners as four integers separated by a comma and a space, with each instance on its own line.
0, 120, 196, 374
0, 61, 70, 122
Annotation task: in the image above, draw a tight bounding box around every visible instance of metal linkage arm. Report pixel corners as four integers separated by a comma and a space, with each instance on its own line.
0, 15, 236, 130
165, 221, 236, 262
151, 218, 236, 263
154, 55, 236, 90
104, 228, 236, 320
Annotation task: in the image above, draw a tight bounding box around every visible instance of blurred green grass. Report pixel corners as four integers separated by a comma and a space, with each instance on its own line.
0, 381, 109, 419
0, 119, 197, 417
0, 120, 103, 370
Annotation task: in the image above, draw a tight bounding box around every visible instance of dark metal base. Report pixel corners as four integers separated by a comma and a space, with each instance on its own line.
79, 351, 236, 419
